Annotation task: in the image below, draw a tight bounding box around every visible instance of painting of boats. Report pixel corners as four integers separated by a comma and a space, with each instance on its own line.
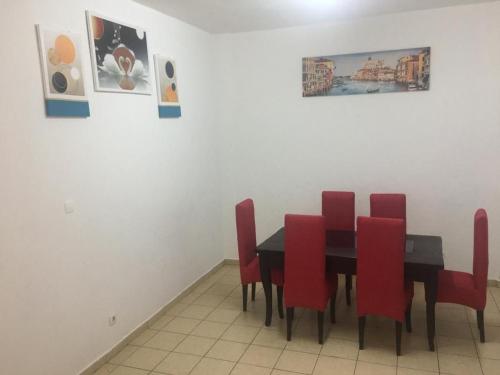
302, 47, 430, 97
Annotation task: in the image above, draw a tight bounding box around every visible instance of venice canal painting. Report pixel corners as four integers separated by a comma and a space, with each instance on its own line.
302, 47, 430, 97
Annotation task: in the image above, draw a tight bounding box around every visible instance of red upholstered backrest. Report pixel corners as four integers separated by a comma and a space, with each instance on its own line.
322, 191, 355, 231
357, 216, 406, 322
235, 199, 257, 267
284, 214, 326, 305
370, 194, 406, 233
473, 209, 488, 296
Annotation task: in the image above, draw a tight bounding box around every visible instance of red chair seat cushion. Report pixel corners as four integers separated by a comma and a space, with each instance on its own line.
437, 270, 482, 310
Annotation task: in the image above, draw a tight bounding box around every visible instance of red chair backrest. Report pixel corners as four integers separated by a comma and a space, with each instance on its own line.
284, 214, 326, 307
473, 209, 488, 297
322, 191, 355, 231
370, 193, 406, 233
357, 216, 406, 322
235, 199, 257, 267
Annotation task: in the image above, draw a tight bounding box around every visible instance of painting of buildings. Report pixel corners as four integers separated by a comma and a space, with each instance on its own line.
302, 47, 430, 97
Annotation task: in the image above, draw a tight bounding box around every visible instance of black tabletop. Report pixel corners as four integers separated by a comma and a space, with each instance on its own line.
256, 227, 444, 269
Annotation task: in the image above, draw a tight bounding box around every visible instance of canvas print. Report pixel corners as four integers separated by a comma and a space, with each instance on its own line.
36, 25, 90, 117
86, 11, 151, 94
303, 47, 430, 97
154, 55, 181, 118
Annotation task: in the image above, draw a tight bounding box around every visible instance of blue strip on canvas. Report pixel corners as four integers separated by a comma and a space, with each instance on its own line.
45, 99, 90, 117
159, 106, 181, 118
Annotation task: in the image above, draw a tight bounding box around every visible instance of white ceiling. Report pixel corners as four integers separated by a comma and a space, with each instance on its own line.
134, 0, 496, 33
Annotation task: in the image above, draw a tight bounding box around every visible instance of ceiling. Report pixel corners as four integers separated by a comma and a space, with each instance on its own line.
134, 0, 496, 34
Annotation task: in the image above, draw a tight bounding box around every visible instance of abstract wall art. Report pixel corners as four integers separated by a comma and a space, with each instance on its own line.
154, 55, 181, 118
36, 25, 90, 117
302, 47, 431, 97
86, 11, 151, 94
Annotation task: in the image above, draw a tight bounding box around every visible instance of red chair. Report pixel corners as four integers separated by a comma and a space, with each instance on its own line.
236, 199, 284, 316
356, 216, 413, 355
437, 209, 488, 342
284, 214, 338, 344
322, 191, 355, 306
370, 193, 406, 233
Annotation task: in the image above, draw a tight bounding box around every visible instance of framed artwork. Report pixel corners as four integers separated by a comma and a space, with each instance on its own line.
36, 25, 90, 117
302, 47, 430, 97
154, 55, 181, 118
86, 11, 151, 94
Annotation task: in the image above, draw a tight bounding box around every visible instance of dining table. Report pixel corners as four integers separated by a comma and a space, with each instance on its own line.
256, 227, 444, 351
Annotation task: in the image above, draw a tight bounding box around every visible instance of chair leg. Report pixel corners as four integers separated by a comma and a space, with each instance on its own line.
477, 310, 485, 343
242, 284, 248, 311
277, 286, 284, 319
405, 301, 412, 333
286, 307, 294, 341
330, 290, 337, 324
358, 316, 366, 350
346, 274, 352, 306
251, 282, 256, 301
395, 321, 402, 356
318, 311, 325, 344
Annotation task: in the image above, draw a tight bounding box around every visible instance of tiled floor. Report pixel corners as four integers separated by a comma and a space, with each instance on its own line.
95, 265, 500, 375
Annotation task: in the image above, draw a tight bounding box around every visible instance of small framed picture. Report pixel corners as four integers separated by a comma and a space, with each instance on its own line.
154, 55, 181, 118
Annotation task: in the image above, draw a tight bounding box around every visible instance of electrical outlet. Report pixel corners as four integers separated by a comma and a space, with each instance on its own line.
109, 315, 117, 326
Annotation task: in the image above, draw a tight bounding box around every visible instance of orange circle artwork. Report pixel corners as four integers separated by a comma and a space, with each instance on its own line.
54, 35, 76, 64
164, 85, 178, 102
92, 16, 104, 40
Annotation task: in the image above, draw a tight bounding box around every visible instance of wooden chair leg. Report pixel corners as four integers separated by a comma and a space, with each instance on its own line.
405, 301, 412, 333
358, 316, 366, 350
318, 311, 325, 344
395, 321, 402, 356
277, 286, 284, 319
242, 284, 248, 311
346, 274, 352, 306
477, 310, 485, 343
286, 307, 294, 341
330, 290, 337, 324
251, 282, 256, 301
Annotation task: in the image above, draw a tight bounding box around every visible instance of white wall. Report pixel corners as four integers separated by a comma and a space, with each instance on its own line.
0, 1, 222, 374
215, 2, 500, 281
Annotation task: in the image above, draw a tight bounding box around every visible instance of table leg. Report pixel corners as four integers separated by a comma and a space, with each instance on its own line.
424, 272, 438, 351
259, 253, 273, 326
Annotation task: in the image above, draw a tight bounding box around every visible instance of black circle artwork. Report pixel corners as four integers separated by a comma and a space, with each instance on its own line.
172, 83, 176, 91
165, 61, 175, 78
52, 72, 68, 93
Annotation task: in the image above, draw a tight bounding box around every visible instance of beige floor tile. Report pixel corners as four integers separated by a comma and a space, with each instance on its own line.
230, 363, 272, 375
163, 317, 201, 334
475, 339, 500, 359
480, 358, 500, 375
219, 297, 244, 310
217, 275, 241, 286
328, 321, 359, 342
313, 356, 356, 375
190, 357, 235, 375
401, 334, 428, 352
467, 309, 500, 327
109, 366, 149, 375
177, 304, 214, 320
271, 370, 302, 375
396, 368, 437, 375
253, 328, 288, 349
122, 347, 168, 370
275, 350, 318, 374
436, 320, 473, 339
438, 353, 482, 375
396, 350, 438, 373
207, 308, 242, 323
233, 311, 265, 328
285, 335, 323, 354
193, 293, 226, 307
144, 331, 186, 351
320, 338, 358, 360
472, 324, 500, 342
354, 361, 397, 375
178, 292, 199, 305
174, 335, 216, 356
154, 352, 201, 375
207, 283, 238, 296
150, 315, 175, 330
222, 325, 260, 343
239, 345, 283, 368
166, 303, 189, 316
93, 363, 115, 374
437, 336, 477, 357
358, 346, 397, 367
206, 339, 248, 361
435, 305, 468, 323
108, 345, 138, 365
191, 320, 229, 339
131, 329, 159, 346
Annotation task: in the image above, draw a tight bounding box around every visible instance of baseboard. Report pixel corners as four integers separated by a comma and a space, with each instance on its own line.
224, 258, 239, 265
80, 260, 226, 375
488, 279, 499, 288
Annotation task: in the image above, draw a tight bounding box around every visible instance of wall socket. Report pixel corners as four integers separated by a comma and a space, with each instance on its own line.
108, 315, 117, 326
